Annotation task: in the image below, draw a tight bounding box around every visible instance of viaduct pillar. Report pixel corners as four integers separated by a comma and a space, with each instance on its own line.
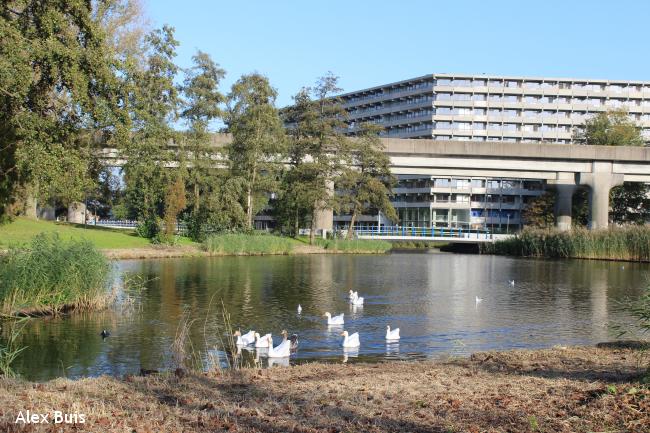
313, 180, 334, 236
579, 162, 624, 230
548, 172, 577, 231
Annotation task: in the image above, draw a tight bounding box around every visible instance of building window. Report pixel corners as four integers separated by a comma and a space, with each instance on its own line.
472, 79, 487, 87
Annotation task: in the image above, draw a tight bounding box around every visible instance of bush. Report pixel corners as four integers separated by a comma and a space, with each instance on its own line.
0, 233, 111, 315
202, 233, 296, 255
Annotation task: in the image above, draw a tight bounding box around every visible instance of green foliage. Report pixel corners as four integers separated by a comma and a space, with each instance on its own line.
0, 1, 128, 218
277, 74, 352, 243
610, 182, 650, 225
160, 175, 186, 244
121, 25, 180, 238
336, 123, 397, 238
0, 318, 29, 377
482, 226, 650, 261
0, 233, 111, 315
226, 73, 286, 230
523, 191, 556, 228
573, 109, 644, 146
202, 234, 297, 255
180, 50, 226, 232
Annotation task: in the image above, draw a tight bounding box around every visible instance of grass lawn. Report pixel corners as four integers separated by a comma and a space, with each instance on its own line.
0, 218, 195, 249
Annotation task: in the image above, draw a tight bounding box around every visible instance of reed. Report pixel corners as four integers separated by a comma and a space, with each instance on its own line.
202, 233, 297, 255
0, 233, 111, 316
481, 226, 650, 262
316, 238, 392, 253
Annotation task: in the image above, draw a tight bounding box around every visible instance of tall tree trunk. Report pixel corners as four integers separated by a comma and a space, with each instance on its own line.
309, 204, 316, 245
346, 207, 358, 240
193, 182, 199, 213
293, 208, 299, 238
24, 181, 39, 219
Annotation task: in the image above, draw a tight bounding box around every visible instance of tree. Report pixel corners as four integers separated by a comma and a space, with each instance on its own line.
162, 174, 186, 242
226, 74, 286, 230
179, 51, 225, 238
0, 1, 127, 221
573, 109, 648, 225
336, 124, 397, 238
278, 73, 351, 243
121, 25, 179, 238
522, 192, 555, 228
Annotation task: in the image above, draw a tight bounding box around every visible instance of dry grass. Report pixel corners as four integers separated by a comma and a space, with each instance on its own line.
0, 346, 648, 432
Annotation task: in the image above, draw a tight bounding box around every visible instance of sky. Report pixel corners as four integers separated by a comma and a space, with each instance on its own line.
145, 0, 650, 107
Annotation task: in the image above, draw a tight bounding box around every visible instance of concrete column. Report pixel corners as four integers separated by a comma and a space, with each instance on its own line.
579, 162, 624, 230
548, 172, 577, 231
67, 202, 86, 224
313, 180, 334, 234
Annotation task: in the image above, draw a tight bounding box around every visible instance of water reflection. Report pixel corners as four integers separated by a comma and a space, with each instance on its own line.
8, 254, 647, 380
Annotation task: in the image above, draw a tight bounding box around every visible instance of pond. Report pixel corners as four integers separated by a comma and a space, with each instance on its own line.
9, 252, 647, 381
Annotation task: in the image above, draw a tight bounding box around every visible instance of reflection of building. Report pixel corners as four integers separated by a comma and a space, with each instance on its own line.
333, 176, 545, 232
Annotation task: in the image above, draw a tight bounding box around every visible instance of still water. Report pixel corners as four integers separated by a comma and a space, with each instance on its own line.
9, 252, 648, 381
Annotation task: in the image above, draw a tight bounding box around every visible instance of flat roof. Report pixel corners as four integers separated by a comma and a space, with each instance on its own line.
338, 73, 650, 98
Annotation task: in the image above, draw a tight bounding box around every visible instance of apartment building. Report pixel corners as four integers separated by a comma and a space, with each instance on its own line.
334, 74, 650, 232
341, 73, 650, 142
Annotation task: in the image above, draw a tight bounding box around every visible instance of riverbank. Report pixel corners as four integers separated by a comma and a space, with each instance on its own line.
0, 345, 647, 432
482, 226, 650, 262
1, 219, 394, 259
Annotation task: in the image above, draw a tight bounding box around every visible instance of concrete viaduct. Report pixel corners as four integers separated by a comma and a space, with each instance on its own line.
99, 134, 650, 231
380, 138, 650, 231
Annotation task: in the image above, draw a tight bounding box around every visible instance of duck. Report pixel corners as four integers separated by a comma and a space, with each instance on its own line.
324, 312, 345, 325
341, 330, 360, 348
233, 330, 256, 346
475, 296, 482, 304
297, 304, 302, 314
281, 329, 299, 350
350, 295, 364, 306
254, 332, 272, 348
100, 329, 110, 339
385, 325, 400, 341
267, 335, 291, 358
509, 280, 515, 286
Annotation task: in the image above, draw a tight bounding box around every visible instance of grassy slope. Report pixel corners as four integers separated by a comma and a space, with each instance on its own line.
0, 218, 154, 249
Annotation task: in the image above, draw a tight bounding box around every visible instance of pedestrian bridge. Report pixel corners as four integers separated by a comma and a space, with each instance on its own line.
355, 226, 513, 243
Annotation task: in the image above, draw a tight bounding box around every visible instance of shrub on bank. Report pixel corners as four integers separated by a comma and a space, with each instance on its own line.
0, 233, 111, 315
202, 233, 297, 255
316, 238, 392, 253
481, 226, 650, 261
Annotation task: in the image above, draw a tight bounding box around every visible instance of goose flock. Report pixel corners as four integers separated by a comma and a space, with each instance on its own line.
232, 288, 401, 363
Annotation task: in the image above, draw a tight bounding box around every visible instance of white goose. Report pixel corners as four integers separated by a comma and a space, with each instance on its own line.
267, 334, 291, 358
350, 294, 364, 306
254, 332, 272, 348
348, 290, 358, 300
297, 304, 302, 314
324, 312, 345, 325
341, 330, 360, 348
234, 330, 256, 346
385, 325, 400, 341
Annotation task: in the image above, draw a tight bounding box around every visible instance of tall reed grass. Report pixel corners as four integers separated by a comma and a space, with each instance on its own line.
202, 234, 296, 255
481, 226, 650, 262
316, 238, 392, 253
0, 233, 111, 316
